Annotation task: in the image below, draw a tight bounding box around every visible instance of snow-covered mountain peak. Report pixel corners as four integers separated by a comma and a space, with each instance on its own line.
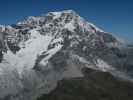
15, 10, 103, 34
0, 11, 119, 72
47, 10, 76, 17
0, 10, 127, 100
46, 10, 103, 32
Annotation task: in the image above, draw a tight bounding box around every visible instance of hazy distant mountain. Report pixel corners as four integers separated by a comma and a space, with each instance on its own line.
0, 10, 133, 100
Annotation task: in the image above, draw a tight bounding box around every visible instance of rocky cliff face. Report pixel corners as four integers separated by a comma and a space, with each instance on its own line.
0, 10, 132, 100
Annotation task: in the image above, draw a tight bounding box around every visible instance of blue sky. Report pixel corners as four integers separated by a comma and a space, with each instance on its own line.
0, 0, 133, 42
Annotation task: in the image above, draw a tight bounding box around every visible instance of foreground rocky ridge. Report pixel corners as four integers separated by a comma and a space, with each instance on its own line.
0, 10, 132, 100
37, 68, 133, 100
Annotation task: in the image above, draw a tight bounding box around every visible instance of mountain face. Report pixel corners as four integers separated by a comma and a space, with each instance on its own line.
0, 10, 132, 100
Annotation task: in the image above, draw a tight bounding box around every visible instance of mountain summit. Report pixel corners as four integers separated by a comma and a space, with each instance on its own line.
0, 10, 132, 100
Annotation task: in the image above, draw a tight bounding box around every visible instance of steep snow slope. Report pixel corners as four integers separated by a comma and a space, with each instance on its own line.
1, 29, 52, 74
